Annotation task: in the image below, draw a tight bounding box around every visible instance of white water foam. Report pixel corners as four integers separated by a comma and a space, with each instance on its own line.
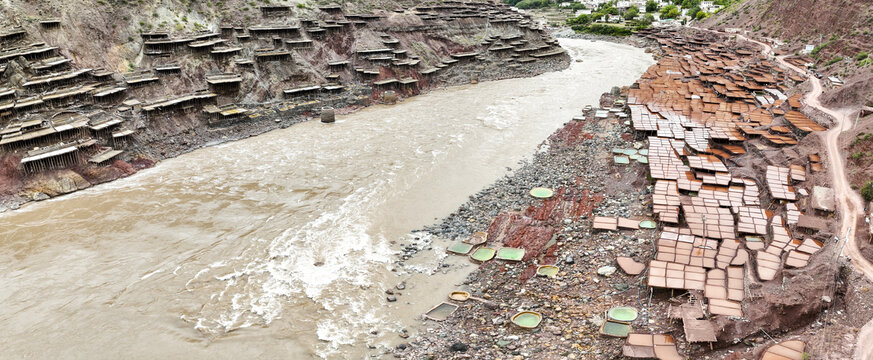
477, 102, 518, 130
183, 179, 397, 358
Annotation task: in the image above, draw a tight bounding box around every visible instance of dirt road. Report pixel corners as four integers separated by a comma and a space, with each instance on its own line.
782, 57, 873, 360
691, 26, 873, 359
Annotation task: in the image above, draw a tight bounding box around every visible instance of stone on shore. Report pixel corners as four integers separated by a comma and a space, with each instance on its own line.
597, 265, 617, 277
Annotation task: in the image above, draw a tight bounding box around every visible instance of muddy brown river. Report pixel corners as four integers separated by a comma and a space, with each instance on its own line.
0, 39, 653, 359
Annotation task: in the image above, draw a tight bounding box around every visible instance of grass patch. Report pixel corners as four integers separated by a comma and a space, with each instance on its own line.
811, 41, 830, 58
824, 56, 843, 67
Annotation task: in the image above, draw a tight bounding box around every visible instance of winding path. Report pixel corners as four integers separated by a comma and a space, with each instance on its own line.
691, 26, 873, 359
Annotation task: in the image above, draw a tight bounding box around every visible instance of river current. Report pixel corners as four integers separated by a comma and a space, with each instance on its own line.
0, 39, 654, 359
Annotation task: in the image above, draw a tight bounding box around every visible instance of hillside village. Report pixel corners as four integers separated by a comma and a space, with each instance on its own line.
568, 0, 727, 23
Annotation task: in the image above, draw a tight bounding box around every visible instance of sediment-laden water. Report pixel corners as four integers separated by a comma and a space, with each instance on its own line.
0, 39, 654, 359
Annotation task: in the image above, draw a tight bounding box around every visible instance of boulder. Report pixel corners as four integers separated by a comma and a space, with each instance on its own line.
597, 265, 617, 277
21, 169, 91, 198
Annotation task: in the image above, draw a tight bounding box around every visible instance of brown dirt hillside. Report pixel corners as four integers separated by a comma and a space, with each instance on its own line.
0, 0, 434, 70
703, 0, 873, 57
702, 0, 873, 108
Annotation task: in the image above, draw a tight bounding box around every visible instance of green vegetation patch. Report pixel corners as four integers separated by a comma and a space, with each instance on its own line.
503, 0, 550, 9
824, 56, 843, 67
862, 181, 873, 202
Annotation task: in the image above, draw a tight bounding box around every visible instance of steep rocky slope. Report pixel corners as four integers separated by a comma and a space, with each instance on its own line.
0, 0, 570, 210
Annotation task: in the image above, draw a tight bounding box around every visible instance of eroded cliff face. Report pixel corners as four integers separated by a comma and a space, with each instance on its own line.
0, 0, 570, 210
702, 0, 873, 56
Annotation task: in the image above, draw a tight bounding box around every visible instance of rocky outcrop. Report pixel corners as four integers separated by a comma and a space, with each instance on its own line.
714, 257, 834, 345
20, 169, 91, 199
487, 212, 554, 262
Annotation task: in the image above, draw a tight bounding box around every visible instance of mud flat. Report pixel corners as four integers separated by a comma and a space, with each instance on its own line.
398, 29, 873, 360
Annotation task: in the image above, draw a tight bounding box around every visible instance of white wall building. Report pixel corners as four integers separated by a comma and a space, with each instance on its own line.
700, 1, 723, 13
800, 44, 815, 55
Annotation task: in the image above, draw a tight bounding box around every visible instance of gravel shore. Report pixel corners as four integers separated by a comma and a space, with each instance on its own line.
393, 91, 670, 359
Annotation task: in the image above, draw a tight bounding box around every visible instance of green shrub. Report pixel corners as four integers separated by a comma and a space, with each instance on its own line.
861, 181, 873, 202
514, 0, 550, 9
567, 14, 591, 26
660, 5, 680, 19
824, 56, 843, 66
856, 52, 869, 61
811, 42, 829, 58
574, 24, 633, 36
624, 6, 639, 20
634, 14, 655, 29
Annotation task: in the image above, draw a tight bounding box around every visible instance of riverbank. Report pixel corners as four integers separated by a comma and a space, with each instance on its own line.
396, 27, 873, 360
0, 51, 571, 213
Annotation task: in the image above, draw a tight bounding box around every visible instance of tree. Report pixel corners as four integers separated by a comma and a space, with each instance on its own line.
676, 0, 701, 6
514, 0, 549, 9
586, 24, 633, 36
661, 5, 680, 19
642, 14, 655, 25
645, 0, 658, 12
624, 6, 639, 20
567, 14, 591, 26
631, 13, 655, 30
695, 10, 706, 20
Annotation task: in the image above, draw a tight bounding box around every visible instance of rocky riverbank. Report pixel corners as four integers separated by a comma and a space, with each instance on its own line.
391, 28, 873, 360
393, 91, 669, 360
